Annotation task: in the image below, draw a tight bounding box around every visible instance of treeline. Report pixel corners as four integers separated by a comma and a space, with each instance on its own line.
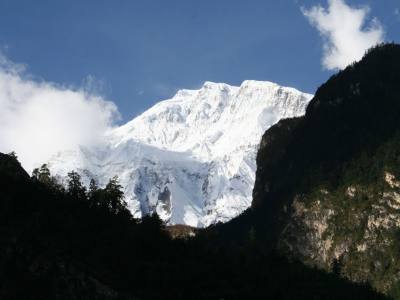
32, 163, 130, 216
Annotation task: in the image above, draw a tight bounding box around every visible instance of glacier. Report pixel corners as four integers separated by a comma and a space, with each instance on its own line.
46, 80, 312, 227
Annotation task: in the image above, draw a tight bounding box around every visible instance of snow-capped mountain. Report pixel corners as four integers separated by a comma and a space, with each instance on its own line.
47, 80, 312, 227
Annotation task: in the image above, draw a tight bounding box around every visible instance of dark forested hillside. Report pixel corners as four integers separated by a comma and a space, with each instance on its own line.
0, 151, 386, 299
247, 43, 400, 298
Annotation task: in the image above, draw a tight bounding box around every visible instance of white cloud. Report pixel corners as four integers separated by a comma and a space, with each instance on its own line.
0, 54, 120, 172
302, 0, 385, 70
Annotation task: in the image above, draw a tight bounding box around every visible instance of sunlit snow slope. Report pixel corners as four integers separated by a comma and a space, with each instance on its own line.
47, 80, 312, 227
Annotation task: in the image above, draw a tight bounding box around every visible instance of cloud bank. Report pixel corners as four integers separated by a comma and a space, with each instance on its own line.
0, 54, 119, 172
302, 0, 385, 70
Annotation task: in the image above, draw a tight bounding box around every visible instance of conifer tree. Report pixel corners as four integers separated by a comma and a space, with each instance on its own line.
32, 164, 63, 192
88, 178, 100, 207
67, 171, 87, 201
104, 176, 126, 214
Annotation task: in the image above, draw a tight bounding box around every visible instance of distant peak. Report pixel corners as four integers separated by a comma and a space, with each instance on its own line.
172, 82, 232, 99
240, 80, 278, 89
174, 88, 197, 98
175, 80, 284, 97
201, 81, 232, 90
202, 81, 219, 86
165, 80, 311, 105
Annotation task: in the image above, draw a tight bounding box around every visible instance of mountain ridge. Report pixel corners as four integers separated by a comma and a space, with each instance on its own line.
45, 79, 312, 227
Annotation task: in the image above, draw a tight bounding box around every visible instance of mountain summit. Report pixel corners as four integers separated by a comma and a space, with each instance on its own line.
46, 80, 312, 227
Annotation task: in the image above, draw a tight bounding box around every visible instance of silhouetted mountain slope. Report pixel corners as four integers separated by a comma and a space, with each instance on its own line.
0, 152, 386, 299
249, 43, 400, 297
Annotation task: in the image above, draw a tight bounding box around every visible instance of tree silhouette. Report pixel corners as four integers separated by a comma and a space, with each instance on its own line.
32, 164, 63, 192
104, 176, 127, 214
67, 171, 87, 201
88, 178, 100, 207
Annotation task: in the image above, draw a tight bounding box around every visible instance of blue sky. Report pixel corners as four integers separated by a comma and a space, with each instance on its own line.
0, 0, 399, 122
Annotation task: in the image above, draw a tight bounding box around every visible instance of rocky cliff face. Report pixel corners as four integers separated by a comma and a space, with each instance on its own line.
252, 44, 400, 297
45, 80, 312, 227
277, 167, 400, 294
